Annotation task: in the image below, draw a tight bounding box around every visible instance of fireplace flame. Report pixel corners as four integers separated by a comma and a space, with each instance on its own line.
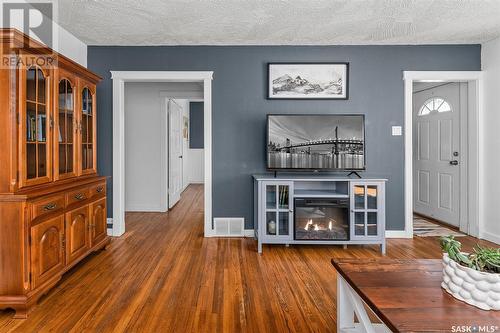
314, 224, 319, 231
304, 219, 313, 231
328, 221, 332, 231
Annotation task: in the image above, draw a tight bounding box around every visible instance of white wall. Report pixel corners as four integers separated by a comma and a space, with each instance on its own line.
124, 83, 168, 212
124, 84, 203, 212
482, 36, 500, 244
186, 149, 204, 184
56, 25, 87, 66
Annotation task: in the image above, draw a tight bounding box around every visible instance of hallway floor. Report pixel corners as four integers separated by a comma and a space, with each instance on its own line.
0, 184, 495, 332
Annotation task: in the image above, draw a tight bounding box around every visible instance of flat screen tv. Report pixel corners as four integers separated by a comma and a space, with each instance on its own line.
267, 114, 365, 171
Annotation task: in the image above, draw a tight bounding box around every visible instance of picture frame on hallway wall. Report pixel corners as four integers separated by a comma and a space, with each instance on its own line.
267, 62, 349, 100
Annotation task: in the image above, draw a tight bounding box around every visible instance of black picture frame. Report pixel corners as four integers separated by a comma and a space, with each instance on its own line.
267, 62, 349, 100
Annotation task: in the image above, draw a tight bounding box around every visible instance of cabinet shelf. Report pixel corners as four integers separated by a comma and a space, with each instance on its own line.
294, 189, 348, 198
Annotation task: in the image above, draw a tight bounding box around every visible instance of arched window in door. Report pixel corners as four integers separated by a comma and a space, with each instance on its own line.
418, 97, 452, 116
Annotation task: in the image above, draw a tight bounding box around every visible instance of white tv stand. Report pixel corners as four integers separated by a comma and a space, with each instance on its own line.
253, 174, 387, 254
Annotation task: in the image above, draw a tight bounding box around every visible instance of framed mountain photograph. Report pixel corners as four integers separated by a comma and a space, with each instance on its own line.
267, 63, 349, 100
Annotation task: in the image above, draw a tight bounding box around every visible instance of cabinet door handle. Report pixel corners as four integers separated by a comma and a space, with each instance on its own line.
43, 203, 57, 211
96, 186, 104, 193
74, 193, 86, 201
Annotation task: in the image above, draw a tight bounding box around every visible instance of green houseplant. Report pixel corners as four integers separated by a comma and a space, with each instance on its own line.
440, 235, 500, 310
440, 235, 500, 274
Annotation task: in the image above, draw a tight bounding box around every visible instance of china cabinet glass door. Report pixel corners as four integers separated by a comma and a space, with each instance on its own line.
80, 86, 96, 174
264, 182, 292, 238
55, 77, 76, 179
21, 66, 52, 186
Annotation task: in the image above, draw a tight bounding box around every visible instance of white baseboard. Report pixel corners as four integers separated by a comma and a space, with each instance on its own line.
244, 229, 255, 237
385, 230, 413, 238
481, 231, 500, 245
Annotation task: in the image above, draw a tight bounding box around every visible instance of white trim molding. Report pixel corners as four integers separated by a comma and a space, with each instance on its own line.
403, 71, 483, 240
111, 71, 214, 238
385, 230, 410, 238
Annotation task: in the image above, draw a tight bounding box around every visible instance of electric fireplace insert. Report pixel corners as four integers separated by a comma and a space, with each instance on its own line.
294, 198, 349, 240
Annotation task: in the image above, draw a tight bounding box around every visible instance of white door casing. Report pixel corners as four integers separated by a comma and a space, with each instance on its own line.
168, 99, 184, 208
413, 83, 464, 226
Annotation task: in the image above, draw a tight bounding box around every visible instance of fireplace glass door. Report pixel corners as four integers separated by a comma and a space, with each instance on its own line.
294, 198, 349, 240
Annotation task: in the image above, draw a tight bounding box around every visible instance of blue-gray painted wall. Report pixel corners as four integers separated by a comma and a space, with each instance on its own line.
88, 45, 481, 230
189, 102, 204, 149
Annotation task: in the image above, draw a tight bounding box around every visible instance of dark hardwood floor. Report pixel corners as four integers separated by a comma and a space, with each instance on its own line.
0, 184, 496, 332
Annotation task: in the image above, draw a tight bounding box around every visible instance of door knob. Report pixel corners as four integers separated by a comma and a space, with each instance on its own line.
449, 160, 459, 166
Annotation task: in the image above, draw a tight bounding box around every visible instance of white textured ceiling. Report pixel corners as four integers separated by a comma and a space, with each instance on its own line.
59, 0, 500, 45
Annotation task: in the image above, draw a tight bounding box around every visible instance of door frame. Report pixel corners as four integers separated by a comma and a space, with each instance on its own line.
111, 71, 214, 237
402, 71, 483, 239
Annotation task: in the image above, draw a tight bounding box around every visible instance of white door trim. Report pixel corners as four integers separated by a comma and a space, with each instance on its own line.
111, 71, 214, 237
403, 71, 483, 239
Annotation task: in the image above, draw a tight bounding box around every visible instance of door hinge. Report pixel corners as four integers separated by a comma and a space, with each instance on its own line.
29, 272, 31, 283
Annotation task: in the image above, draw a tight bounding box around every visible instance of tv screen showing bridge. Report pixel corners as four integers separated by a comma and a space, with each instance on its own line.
267, 115, 365, 170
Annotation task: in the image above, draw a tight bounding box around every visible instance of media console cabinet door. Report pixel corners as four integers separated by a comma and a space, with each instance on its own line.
261, 181, 293, 240
65, 206, 91, 265
30, 215, 65, 288
350, 182, 383, 240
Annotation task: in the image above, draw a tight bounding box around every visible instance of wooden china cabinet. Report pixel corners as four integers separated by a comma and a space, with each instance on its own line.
0, 29, 109, 318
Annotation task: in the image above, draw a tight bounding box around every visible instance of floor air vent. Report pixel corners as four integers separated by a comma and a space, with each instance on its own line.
213, 218, 245, 237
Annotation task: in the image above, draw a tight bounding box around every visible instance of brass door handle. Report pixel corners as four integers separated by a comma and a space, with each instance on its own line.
74, 193, 86, 201
43, 203, 57, 211
96, 186, 104, 193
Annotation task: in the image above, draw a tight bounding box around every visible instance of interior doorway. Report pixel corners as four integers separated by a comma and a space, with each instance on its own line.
403, 71, 483, 239
412, 82, 467, 228
111, 71, 213, 237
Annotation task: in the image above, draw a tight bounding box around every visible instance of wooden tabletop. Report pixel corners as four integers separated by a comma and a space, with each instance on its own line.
332, 259, 500, 332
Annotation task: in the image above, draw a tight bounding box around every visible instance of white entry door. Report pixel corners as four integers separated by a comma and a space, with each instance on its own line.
168, 99, 183, 208
413, 83, 464, 226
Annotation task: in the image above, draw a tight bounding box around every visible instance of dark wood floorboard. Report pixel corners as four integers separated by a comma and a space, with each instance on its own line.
0, 184, 496, 332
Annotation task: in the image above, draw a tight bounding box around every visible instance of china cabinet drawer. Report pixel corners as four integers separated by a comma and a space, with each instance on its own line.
66, 187, 90, 206
89, 182, 106, 199
31, 194, 65, 220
